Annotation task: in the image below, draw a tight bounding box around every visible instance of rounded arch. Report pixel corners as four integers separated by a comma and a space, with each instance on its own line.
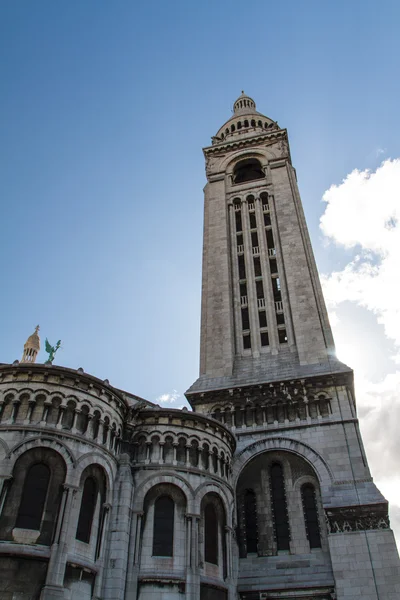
233, 158, 265, 184
133, 472, 194, 512
222, 149, 268, 175
7, 435, 76, 472
233, 436, 333, 491
74, 452, 116, 495
193, 481, 233, 523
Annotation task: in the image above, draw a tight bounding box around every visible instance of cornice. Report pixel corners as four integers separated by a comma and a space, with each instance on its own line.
187, 371, 354, 405
203, 129, 287, 157
0, 362, 129, 413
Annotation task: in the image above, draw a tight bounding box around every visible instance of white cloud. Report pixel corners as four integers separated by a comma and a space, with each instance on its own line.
319, 158, 400, 548
155, 389, 189, 409
320, 159, 400, 353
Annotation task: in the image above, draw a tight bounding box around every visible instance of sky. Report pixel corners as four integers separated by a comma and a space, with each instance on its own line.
1, 1, 400, 543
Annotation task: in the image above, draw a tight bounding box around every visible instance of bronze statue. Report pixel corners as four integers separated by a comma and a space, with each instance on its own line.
45, 338, 61, 363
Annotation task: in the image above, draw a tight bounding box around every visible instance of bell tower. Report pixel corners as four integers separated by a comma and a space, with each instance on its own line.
186, 94, 400, 600
189, 92, 345, 395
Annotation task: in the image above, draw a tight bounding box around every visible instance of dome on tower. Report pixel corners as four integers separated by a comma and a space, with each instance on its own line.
233, 91, 257, 114
211, 92, 279, 145
21, 325, 40, 363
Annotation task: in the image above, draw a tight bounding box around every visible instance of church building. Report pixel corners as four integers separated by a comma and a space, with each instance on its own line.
0, 93, 399, 600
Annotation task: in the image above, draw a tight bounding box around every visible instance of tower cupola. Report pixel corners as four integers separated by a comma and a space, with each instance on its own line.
21, 325, 40, 363
233, 91, 257, 114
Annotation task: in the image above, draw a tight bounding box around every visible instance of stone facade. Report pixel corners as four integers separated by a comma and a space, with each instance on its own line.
0, 94, 399, 599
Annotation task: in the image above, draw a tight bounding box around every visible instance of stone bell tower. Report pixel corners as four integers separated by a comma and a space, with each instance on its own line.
186, 93, 400, 600
189, 92, 347, 396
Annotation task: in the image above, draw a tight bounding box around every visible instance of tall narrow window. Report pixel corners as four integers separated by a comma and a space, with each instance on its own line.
235, 210, 242, 232
76, 477, 98, 543
301, 484, 321, 548
241, 307, 250, 330
238, 255, 246, 279
204, 503, 218, 564
16, 463, 50, 530
153, 495, 174, 556
244, 489, 258, 553
253, 256, 262, 277
270, 463, 290, 550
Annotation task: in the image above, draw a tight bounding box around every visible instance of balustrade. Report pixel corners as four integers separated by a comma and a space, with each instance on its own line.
211, 396, 332, 430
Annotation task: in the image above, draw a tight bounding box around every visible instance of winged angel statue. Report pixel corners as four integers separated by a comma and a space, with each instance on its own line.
45, 338, 62, 363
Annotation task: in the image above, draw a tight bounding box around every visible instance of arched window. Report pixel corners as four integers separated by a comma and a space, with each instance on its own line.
301, 484, 321, 548
16, 463, 50, 530
244, 489, 258, 553
233, 159, 265, 184
204, 503, 218, 564
153, 495, 174, 556
270, 463, 290, 550
76, 477, 98, 543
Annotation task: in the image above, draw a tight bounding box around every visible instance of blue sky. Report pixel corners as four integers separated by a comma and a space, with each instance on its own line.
2, 0, 400, 537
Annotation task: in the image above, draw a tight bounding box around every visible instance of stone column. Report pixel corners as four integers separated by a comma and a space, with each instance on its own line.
41, 484, 78, 599
185, 514, 200, 600
92, 504, 110, 599
71, 409, 79, 434
102, 454, 132, 600
56, 404, 66, 429
124, 511, 144, 600
25, 399, 35, 424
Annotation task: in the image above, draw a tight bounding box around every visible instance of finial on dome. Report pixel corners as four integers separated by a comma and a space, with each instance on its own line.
21, 325, 41, 363
233, 91, 257, 114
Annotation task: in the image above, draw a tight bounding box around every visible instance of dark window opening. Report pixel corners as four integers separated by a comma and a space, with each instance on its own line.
231, 124, 235, 132
270, 463, 290, 550
243, 334, 251, 350
249, 212, 257, 229
278, 329, 288, 343
233, 159, 265, 184
257, 120, 262, 127
204, 504, 218, 564
241, 308, 250, 331
153, 495, 174, 556
253, 257, 262, 277
235, 211, 242, 232
237, 233, 243, 246
251, 119, 256, 127
251, 231, 258, 247
238, 255, 246, 279
270, 258, 278, 274
244, 490, 258, 553
302, 484, 321, 548
237, 121, 242, 129
240, 282, 247, 297
266, 229, 275, 249
276, 313, 285, 325
259, 311, 267, 328
261, 331, 269, 346
256, 280, 264, 299
272, 278, 281, 301
76, 477, 98, 543
264, 213, 271, 226
16, 463, 50, 530
260, 192, 269, 207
